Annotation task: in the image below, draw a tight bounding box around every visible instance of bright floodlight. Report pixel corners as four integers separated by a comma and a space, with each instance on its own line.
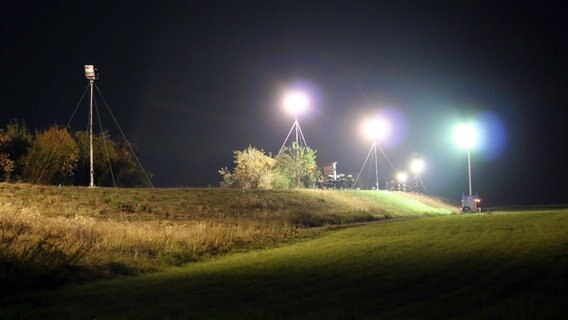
283, 90, 310, 115
454, 122, 479, 196
410, 157, 425, 174
454, 123, 479, 150
396, 171, 408, 183
84, 65, 97, 80
362, 117, 391, 141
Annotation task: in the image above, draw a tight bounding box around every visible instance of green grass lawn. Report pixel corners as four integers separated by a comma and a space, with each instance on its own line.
3, 209, 567, 319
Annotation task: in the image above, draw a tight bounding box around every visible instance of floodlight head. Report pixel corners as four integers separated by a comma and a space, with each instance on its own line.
362, 117, 391, 142
396, 171, 408, 183
410, 157, 425, 174
454, 122, 478, 150
283, 90, 310, 115
84, 65, 98, 80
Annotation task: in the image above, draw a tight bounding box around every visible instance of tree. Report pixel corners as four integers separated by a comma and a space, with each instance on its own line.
0, 129, 14, 181
74, 130, 152, 187
22, 126, 79, 185
272, 150, 295, 189
231, 145, 275, 189
275, 142, 319, 188
297, 145, 319, 188
218, 167, 233, 187
74, 130, 117, 186
2, 120, 32, 180
221, 144, 320, 190
111, 144, 153, 188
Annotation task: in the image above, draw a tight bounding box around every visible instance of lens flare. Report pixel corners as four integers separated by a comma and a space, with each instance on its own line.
477, 111, 507, 160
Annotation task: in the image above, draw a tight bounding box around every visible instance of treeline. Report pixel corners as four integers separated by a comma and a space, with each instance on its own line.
0, 120, 151, 187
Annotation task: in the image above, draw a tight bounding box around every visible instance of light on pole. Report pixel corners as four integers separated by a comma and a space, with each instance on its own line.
282, 91, 309, 144
84, 65, 99, 188
454, 123, 479, 196
396, 171, 408, 191
356, 117, 391, 191
409, 155, 425, 193
278, 90, 310, 153
278, 90, 311, 188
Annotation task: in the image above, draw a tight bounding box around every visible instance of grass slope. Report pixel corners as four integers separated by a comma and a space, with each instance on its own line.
0, 183, 455, 221
0, 183, 456, 296
4, 209, 567, 319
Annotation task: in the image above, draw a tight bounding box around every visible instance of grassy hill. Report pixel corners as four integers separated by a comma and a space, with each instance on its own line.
3, 209, 567, 319
0, 183, 455, 221
0, 183, 456, 296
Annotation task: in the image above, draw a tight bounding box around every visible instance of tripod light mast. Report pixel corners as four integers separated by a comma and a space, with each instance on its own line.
84, 65, 98, 188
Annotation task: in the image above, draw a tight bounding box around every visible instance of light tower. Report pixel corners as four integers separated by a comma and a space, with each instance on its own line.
396, 171, 408, 191
454, 122, 478, 196
84, 65, 99, 188
278, 90, 310, 153
277, 90, 311, 187
409, 154, 425, 193
356, 116, 391, 191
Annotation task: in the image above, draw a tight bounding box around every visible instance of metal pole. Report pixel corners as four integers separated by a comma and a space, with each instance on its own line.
332, 162, 337, 181
414, 173, 419, 193
467, 149, 472, 196
373, 141, 379, 191
294, 114, 299, 187
294, 113, 299, 146
89, 80, 95, 188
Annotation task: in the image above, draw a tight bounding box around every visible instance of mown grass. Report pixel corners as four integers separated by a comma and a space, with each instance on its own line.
0, 183, 455, 296
3, 209, 566, 319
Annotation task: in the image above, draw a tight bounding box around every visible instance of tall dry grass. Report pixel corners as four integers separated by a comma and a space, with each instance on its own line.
0, 208, 302, 295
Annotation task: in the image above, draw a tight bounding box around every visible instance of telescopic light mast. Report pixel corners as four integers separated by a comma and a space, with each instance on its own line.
84, 65, 98, 188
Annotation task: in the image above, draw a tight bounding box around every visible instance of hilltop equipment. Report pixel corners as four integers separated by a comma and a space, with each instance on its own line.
461, 193, 481, 213
321, 162, 355, 189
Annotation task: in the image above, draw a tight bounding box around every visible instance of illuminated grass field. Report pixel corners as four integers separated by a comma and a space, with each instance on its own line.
3, 209, 567, 319
0, 183, 455, 298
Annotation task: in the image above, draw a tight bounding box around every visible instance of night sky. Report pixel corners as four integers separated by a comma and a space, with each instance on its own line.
2, 1, 567, 206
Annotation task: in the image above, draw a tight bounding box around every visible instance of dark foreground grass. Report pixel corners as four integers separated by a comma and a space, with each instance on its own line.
2, 209, 567, 319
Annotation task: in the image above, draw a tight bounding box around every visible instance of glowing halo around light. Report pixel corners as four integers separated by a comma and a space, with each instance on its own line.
282, 90, 310, 115
410, 158, 425, 174
454, 122, 479, 150
362, 117, 391, 142
396, 171, 408, 183
477, 111, 507, 160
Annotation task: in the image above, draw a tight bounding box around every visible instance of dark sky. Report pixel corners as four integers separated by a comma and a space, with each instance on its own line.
2, 1, 567, 205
